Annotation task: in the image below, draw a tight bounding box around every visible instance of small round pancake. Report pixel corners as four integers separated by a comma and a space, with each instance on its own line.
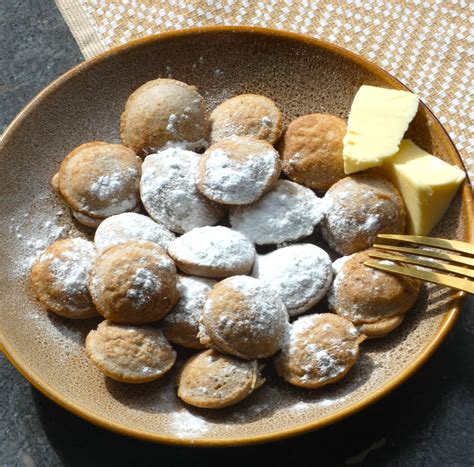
321, 174, 406, 255
140, 147, 225, 234
88, 240, 178, 324
328, 249, 420, 336
94, 212, 175, 253
197, 136, 281, 205
54, 141, 142, 224
177, 349, 264, 409
199, 276, 289, 360
275, 313, 362, 389
168, 226, 256, 279
162, 275, 216, 349
30, 238, 97, 319
252, 244, 333, 317
281, 113, 346, 191
210, 94, 282, 145
120, 78, 209, 155
229, 180, 324, 245
86, 320, 176, 383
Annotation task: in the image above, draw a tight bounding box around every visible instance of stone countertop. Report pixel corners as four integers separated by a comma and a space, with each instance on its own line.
1, 1, 473, 465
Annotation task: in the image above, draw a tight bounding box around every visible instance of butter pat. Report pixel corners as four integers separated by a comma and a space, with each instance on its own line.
377, 139, 465, 235
343, 85, 419, 174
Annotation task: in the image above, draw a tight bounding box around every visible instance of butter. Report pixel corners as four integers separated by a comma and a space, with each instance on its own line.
377, 139, 465, 235
343, 85, 419, 174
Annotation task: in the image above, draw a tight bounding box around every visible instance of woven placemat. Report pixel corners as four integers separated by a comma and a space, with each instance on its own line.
55, 0, 473, 185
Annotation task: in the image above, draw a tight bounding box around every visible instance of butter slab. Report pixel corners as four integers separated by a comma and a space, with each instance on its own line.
343, 85, 419, 174
377, 139, 465, 235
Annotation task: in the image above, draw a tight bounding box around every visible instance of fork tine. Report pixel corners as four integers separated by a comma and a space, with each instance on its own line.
365, 260, 474, 294
377, 234, 474, 255
368, 251, 474, 279
372, 244, 474, 267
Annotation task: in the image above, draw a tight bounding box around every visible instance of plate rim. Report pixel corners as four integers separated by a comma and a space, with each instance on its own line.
1, 25, 472, 447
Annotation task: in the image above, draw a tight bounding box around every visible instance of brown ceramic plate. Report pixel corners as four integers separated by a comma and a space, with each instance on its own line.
0, 27, 472, 446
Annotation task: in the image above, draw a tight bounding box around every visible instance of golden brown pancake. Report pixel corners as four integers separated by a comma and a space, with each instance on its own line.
30, 238, 98, 319
53, 141, 141, 226
328, 249, 420, 337
120, 78, 209, 155
210, 94, 282, 145
275, 313, 363, 389
86, 320, 176, 383
321, 174, 406, 255
281, 113, 346, 191
177, 349, 264, 409
87, 240, 178, 324
199, 276, 289, 359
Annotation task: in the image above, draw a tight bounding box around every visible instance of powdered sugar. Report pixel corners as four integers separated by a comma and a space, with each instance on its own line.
85, 166, 140, 217
10, 209, 71, 275
126, 267, 161, 307
310, 347, 342, 380
252, 244, 333, 316
332, 255, 352, 275
167, 276, 214, 326
198, 143, 279, 204
90, 173, 126, 200
166, 114, 178, 133
93, 194, 138, 218
327, 268, 344, 313
290, 394, 349, 412
140, 147, 224, 233
46, 238, 95, 296
230, 180, 324, 245
169, 410, 209, 438
153, 138, 210, 153
168, 226, 255, 272
94, 212, 175, 253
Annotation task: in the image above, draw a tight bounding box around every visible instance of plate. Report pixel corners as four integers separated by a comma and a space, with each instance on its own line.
0, 26, 472, 446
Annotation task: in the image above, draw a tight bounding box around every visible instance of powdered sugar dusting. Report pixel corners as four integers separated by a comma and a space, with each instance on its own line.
154, 138, 210, 153
199, 143, 279, 204
86, 166, 139, 217
252, 244, 333, 316
290, 394, 349, 412
46, 238, 95, 297
94, 212, 175, 253
9, 209, 71, 276
230, 180, 324, 245
332, 255, 352, 274
140, 147, 224, 233
169, 409, 209, 438
126, 267, 161, 307
164, 275, 215, 330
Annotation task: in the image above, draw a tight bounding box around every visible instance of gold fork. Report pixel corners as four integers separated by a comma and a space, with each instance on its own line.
365, 234, 474, 294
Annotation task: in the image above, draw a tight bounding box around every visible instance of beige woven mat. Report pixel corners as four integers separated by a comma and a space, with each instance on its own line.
55, 0, 473, 185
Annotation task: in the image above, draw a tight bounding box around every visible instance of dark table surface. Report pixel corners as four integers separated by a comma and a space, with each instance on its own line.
1, 1, 473, 466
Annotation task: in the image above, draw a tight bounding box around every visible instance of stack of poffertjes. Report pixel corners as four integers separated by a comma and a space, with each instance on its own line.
30, 78, 421, 409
